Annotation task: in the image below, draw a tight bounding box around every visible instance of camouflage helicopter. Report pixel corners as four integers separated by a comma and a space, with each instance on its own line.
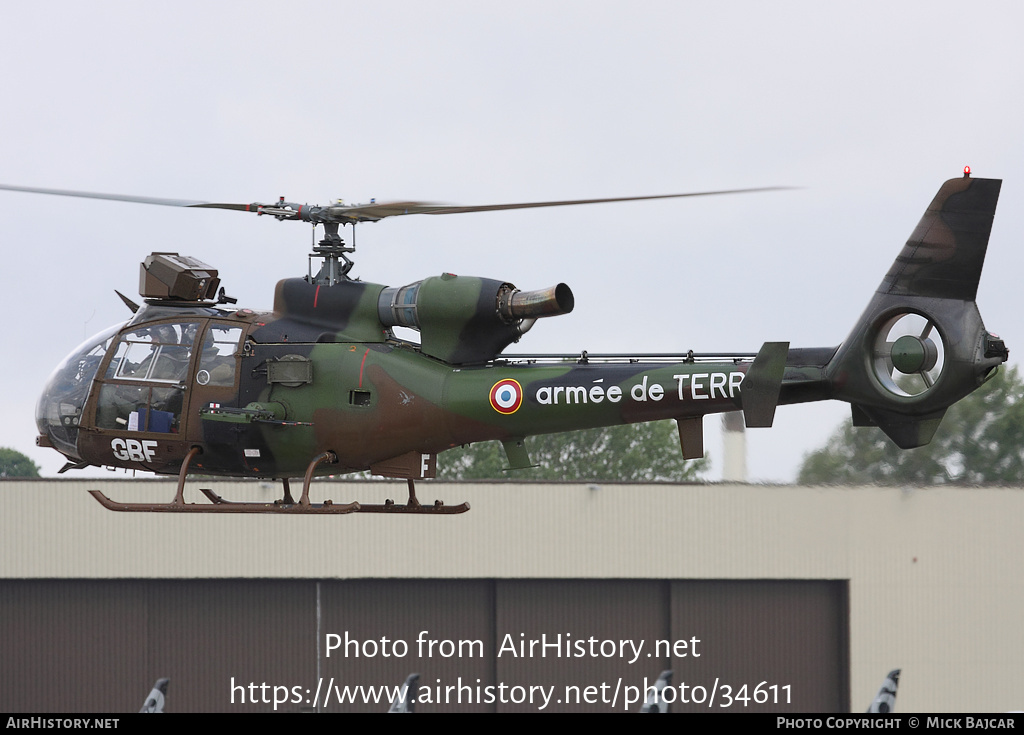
8, 169, 1008, 514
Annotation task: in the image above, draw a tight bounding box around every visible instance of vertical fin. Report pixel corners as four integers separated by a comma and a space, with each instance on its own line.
867, 669, 900, 714
851, 404, 876, 427
140, 678, 169, 713
501, 436, 536, 470
857, 406, 946, 449
880, 177, 999, 300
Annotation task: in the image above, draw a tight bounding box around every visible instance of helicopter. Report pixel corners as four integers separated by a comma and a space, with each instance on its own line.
10, 169, 1008, 514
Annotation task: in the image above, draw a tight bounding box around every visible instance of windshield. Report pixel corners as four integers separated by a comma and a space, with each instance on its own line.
36, 323, 122, 460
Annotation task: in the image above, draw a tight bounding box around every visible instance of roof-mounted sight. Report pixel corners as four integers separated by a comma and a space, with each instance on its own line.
140, 252, 220, 301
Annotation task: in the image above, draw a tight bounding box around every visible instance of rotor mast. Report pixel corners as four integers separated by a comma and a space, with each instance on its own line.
309, 221, 356, 285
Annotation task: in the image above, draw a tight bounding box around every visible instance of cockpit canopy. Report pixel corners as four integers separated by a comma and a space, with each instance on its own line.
37, 316, 245, 463
36, 323, 122, 459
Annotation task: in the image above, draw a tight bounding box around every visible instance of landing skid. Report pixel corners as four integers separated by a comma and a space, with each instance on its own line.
88, 490, 361, 514
87, 449, 469, 515
357, 479, 470, 514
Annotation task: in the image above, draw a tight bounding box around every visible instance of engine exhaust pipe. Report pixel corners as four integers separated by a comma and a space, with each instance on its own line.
498, 283, 574, 321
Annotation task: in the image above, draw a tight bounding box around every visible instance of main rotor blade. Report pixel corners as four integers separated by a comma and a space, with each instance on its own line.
0, 183, 252, 211
0, 183, 794, 224
330, 187, 792, 220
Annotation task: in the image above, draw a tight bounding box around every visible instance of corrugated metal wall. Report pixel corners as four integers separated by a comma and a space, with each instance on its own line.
0, 578, 847, 712
670, 581, 849, 712
4, 479, 1023, 711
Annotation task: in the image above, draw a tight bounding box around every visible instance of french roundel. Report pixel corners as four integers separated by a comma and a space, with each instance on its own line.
489, 379, 523, 415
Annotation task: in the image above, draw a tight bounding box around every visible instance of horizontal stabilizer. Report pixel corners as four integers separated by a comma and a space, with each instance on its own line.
741, 342, 789, 428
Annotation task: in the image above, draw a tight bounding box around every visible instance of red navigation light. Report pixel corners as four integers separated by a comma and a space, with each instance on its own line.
964, 165, 971, 178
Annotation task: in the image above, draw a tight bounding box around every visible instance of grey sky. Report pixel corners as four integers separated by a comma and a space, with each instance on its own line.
2, 1, 1022, 479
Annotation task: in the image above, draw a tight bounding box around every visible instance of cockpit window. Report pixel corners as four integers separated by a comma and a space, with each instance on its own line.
93, 321, 199, 433
105, 322, 198, 383
196, 324, 243, 386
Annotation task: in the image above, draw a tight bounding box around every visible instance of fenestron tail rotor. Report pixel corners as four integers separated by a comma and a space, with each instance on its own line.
872, 312, 945, 397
